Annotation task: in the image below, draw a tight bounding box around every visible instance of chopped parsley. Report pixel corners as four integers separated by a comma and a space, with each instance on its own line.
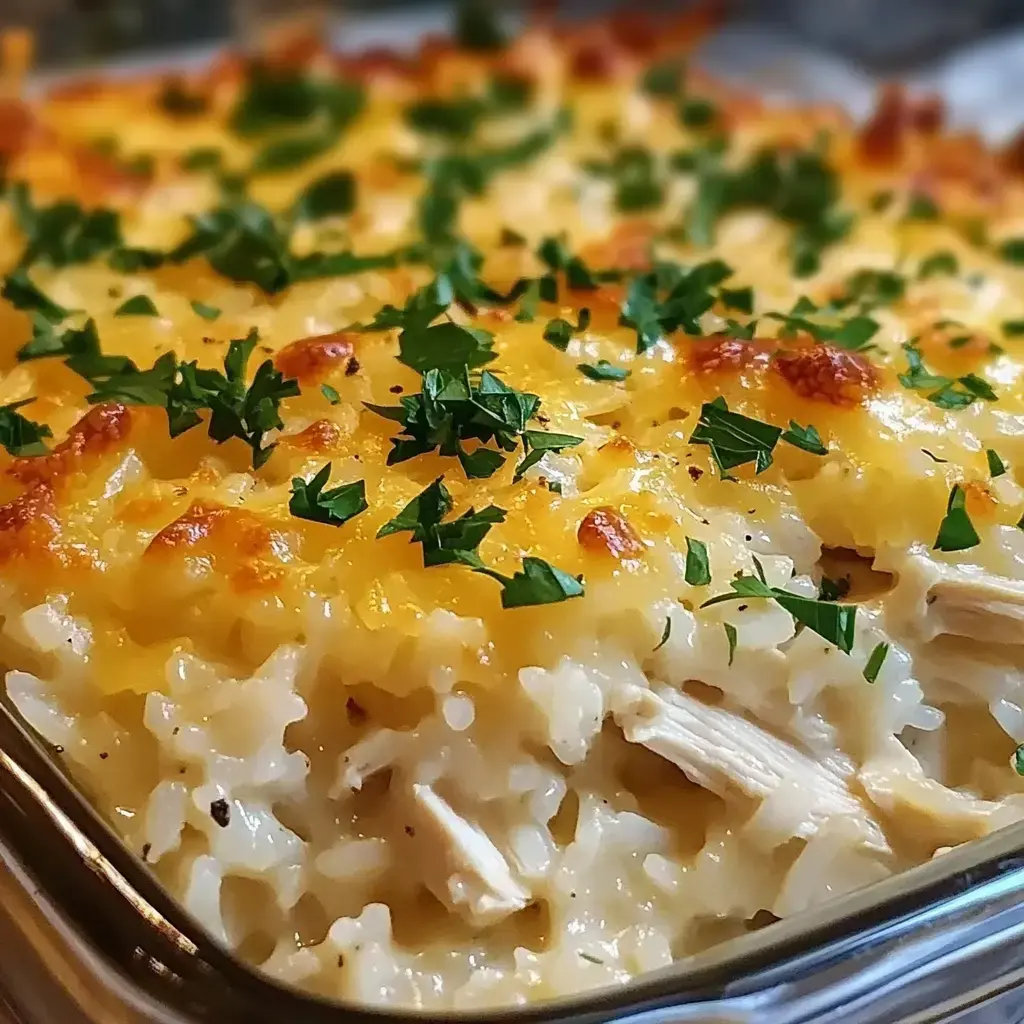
543, 311, 590, 351
999, 238, 1024, 265
684, 537, 711, 586
1002, 320, 1024, 338
190, 300, 221, 321
781, 420, 828, 456
863, 642, 889, 684
905, 193, 939, 221
377, 476, 506, 566
1, 268, 71, 321
0, 400, 52, 456
766, 295, 879, 351
838, 268, 905, 310
398, 320, 496, 375
321, 383, 342, 405
703, 572, 857, 654
180, 147, 223, 172
585, 146, 665, 213
289, 463, 367, 526
169, 198, 397, 293
9, 183, 122, 269
578, 361, 630, 382
641, 59, 686, 98
898, 342, 998, 409
373, 476, 581, 606
68, 330, 300, 469
1014, 744, 1024, 777
475, 557, 584, 608
678, 97, 717, 130
723, 621, 738, 665
620, 259, 734, 353
230, 65, 365, 174
933, 483, 980, 552
17, 316, 101, 363
918, 251, 959, 279
367, 367, 581, 479
987, 449, 1007, 478
683, 144, 853, 276
292, 170, 356, 222
114, 295, 159, 317
689, 397, 826, 476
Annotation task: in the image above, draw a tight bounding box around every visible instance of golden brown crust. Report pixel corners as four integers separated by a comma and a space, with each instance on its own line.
771, 343, 879, 407
274, 332, 357, 383
8, 404, 132, 487
577, 507, 644, 559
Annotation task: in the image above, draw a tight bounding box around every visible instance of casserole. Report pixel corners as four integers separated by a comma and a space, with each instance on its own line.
4, 0, 1024, 1019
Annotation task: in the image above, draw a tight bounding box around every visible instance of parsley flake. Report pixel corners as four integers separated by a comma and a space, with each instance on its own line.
376, 476, 505, 566
2, 268, 71, 322
934, 483, 980, 552
0, 400, 52, 456
703, 575, 857, 653
863, 642, 889, 683
780, 420, 828, 456
321, 383, 342, 405
293, 170, 356, 222
190, 300, 221, 321
723, 621, 737, 665
578, 361, 630, 382
475, 556, 584, 608
918, 251, 959, 278
114, 295, 159, 317
289, 463, 367, 526
684, 537, 711, 586
987, 449, 1007, 478
898, 342, 998, 409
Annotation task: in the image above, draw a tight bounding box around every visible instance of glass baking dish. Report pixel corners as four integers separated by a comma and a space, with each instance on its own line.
4, 6, 1024, 1024
5, 690, 1024, 1024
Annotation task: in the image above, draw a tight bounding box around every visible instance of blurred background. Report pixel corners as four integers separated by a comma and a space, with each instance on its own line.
3, 0, 1023, 68
5, 0, 1024, 138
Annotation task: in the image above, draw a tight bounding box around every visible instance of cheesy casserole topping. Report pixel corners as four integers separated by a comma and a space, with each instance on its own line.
4, 6, 1024, 1008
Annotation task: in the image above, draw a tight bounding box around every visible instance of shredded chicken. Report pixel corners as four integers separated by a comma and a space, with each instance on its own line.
612, 685, 889, 852
405, 783, 530, 927
891, 552, 1024, 645
859, 737, 1024, 845
331, 728, 408, 797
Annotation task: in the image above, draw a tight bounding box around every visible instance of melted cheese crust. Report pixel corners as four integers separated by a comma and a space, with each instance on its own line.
5, 10, 1024, 1009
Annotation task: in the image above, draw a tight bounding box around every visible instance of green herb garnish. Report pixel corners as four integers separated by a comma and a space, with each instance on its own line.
0, 400, 52, 456
292, 170, 356, 222
190, 300, 221, 321
863, 642, 889, 683
898, 342, 998, 409
578, 360, 630, 382
703, 572, 857, 653
918, 251, 959, 278
689, 397, 826, 476
289, 463, 367, 526
684, 537, 711, 586
1, 268, 70, 321
987, 449, 1007, 478
934, 483, 980, 552
114, 295, 159, 317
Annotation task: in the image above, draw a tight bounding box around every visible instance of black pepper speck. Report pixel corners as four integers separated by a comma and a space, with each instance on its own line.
210, 799, 231, 828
